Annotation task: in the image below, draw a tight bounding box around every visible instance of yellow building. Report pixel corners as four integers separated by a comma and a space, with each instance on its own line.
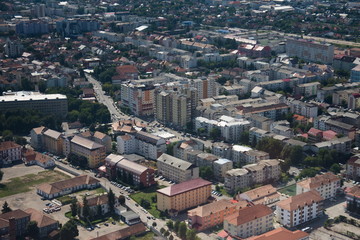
43, 129, 63, 156
157, 178, 211, 214
70, 135, 106, 168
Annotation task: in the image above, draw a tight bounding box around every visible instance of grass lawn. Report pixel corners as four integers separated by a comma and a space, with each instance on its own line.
136, 232, 155, 240
278, 184, 296, 196
95, 187, 107, 194
0, 170, 71, 198
130, 185, 166, 218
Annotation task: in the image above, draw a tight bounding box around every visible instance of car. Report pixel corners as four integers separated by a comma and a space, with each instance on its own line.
87, 227, 93, 231
95, 225, 100, 228
135, 204, 139, 207
301, 227, 312, 233
147, 216, 151, 219
152, 217, 155, 220
126, 196, 130, 200
46, 203, 51, 206
112, 222, 116, 225
104, 223, 109, 226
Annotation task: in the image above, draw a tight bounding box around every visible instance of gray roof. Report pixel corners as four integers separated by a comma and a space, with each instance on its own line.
157, 153, 194, 170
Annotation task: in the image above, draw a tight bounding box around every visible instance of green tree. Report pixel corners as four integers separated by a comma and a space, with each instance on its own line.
26, 221, 39, 239
160, 227, 165, 234
82, 196, 90, 220
256, 137, 284, 159
118, 195, 125, 205
0, 170, 3, 182
174, 221, 180, 233
60, 220, 79, 240
199, 166, 214, 181
2, 130, 13, 141
178, 222, 187, 239
2, 201, 11, 213
14, 136, 27, 146
186, 228, 197, 240
152, 222, 157, 227
330, 163, 341, 174
108, 189, 116, 213
166, 220, 174, 230
210, 127, 221, 140
70, 199, 78, 217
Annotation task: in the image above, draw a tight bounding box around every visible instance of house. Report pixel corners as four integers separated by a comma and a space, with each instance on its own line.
0, 209, 31, 238
36, 175, 100, 199
188, 199, 249, 231
275, 190, 323, 228
22, 149, 55, 169
156, 178, 212, 214
246, 227, 309, 240
296, 172, 341, 200
157, 153, 199, 183
112, 65, 139, 84
24, 208, 59, 239
223, 204, 274, 239
0, 141, 22, 166
237, 184, 280, 205
90, 223, 146, 240
78, 194, 119, 218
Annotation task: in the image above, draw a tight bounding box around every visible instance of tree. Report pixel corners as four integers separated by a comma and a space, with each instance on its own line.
0, 170, 3, 182
174, 221, 180, 233
70, 199, 78, 217
169, 235, 174, 240
14, 136, 27, 146
2, 201, 11, 213
108, 189, 116, 213
118, 195, 125, 205
164, 230, 170, 237
186, 228, 197, 240
26, 221, 39, 239
160, 227, 165, 234
210, 127, 221, 140
166, 220, 174, 230
256, 137, 284, 159
82, 196, 90, 220
199, 166, 214, 181
330, 163, 341, 174
2, 130, 13, 141
178, 222, 187, 239
60, 220, 79, 240
152, 222, 157, 227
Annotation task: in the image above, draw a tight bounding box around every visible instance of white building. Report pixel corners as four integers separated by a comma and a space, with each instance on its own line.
0, 141, 22, 166
213, 158, 233, 181
296, 172, 341, 200
276, 190, 323, 228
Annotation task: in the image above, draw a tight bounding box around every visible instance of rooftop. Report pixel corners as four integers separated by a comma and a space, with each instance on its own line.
247, 227, 309, 240
71, 135, 104, 150
157, 153, 194, 171
297, 172, 340, 190
224, 204, 273, 226
157, 178, 211, 197
276, 190, 323, 211
188, 199, 249, 217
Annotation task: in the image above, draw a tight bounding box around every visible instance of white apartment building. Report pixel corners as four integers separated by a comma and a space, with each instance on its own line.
213, 158, 233, 181
276, 190, 324, 228
224, 204, 274, 239
346, 155, 360, 180
296, 172, 341, 200
288, 99, 318, 118
0, 141, 22, 166
157, 153, 199, 183
117, 135, 137, 154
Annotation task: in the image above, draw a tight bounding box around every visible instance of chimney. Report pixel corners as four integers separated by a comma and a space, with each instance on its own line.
9, 217, 16, 240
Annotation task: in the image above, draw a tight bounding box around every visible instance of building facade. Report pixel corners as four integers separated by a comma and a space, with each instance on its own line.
70, 135, 106, 168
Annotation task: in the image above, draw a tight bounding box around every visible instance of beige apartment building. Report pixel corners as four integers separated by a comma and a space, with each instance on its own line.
157, 178, 211, 213
296, 172, 341, 200
42, 129, 63, 156
224, 204, 274, 239
70, 135, 106, 168
157, 153, 199, 183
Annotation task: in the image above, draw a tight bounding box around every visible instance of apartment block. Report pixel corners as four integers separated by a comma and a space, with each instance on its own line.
314, 116, 356, 139
0, 141, 22, 166
80, 131, 112, 153
0, 210, 30, 237
237, 184, 280, 205
346, 154, 360, 180
214, 158, 233, 181
156, 178, 212, 213
247, 227, 309, 240
43, 129, 64, 156
157, 153, 199, 183
294, 82, 321, 97
345, 186, 360, 212
225, 159, 281, 193
276, 190, 323, 228
116, 158, 155, 187
224, 204, 274, 239
188, 199, 249, 231
70, 135, 106, 168
120, 83, 155, 116
0, 91, 68, 118
310, 137, 352, 153
296, 172, 340, 200
287, 99, 318, 118
30, 126, 47, 150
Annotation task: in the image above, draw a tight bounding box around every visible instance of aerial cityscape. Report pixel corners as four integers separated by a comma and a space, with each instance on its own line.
0, 0, 360, 239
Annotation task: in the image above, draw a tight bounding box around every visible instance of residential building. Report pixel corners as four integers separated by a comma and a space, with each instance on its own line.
188, 199, 249, 231
288, 99, 318, 119
116, 158, 155, 187
351, 65, 360, 82
70, 135, 106, 168
120, 83, 155, 116
0, 141, 22, 166
79, 194, 119, 218
43, 129, 63, 156
224, 204, 274, 239
174, 139, 204, 161
56, 19, 100, 37
117, 135, 137, 155
0, 209, 30, 238
225, 159, 281, 193
296, 172, 341, 200
314, 116, 356, 139
238, 44, 271, 58
275, 190, 323, 228
113, 65, 139, 83
213, 158, 233, 181
4, 38, 23, 58
22, 149, 55, 169
90, 223, 146, 240
212, 142, 232, 159
156, 178, 212, 213
80, 131, 112, 153
16, 20, 49, 36
294, 82, 320, 97
237, 185, 280, 205
247, 227, 309, 240
24, 208, 59, 239
157, 153, 199, 183
345, 185, 360, 213
348, 93, 360, 110
286, 38, 334, 64
0, 91, 68, 118
346, 154, 360, 180
30, 126, 47, 150
135, 131, 166, 160
310, 137, 352, 153
191, 77, 218, 99
36, 175, 100, 199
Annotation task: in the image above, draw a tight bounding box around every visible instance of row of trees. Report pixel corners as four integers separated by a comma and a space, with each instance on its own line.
166, 220, 198, 240
67, 153, 88, 169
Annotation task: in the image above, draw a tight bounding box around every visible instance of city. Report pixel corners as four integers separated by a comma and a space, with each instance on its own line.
0, 0, 360, 240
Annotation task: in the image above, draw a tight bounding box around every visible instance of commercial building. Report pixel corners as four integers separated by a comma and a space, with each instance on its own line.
36, 175, 100, 199
188, 199, 249, 231
0, 141, 22, 166
0, 91, 68, 118
70, 135, 106, 168
275, 190, 323, 228
247, 227, 309, 240
296, 172, 341, 200
157, 153, 199, 183
224, 204, 274, 239
286, 38, 334, 64
237, 184, 280, 205
156, 178, 211, 213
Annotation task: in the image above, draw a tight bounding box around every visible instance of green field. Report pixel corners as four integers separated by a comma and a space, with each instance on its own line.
278, 184, 296, 196
0, 170, 71, 198
130, 186, 165, 218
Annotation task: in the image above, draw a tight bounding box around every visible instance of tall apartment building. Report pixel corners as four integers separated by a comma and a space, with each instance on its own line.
188, 199, 249, 231
79, 131, 112, 153
351, 65, 360, 83
287, 99, 318, 118
42, 129, 63, 156
156, 178, 212, 213
190, 77, 218, 99
296, 172, 341, 200
70, 135, 106, 168
0, 91, 68, 118
224, 204, 274, 239
16, 20, 49, 36
276, 190, 323, 228
120, 83, 155, 116
0, 141, 22, 166
4, 38, 23, 58
157, 153, 199, 183
286, 38, 334, 64
224, 159, 281, 193
346, 154, 360, 180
